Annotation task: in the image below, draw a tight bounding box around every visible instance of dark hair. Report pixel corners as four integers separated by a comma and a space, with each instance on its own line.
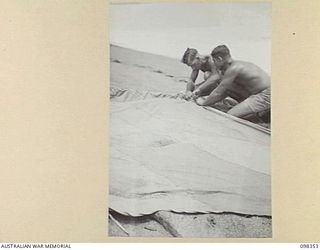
181, 48, 198, 64
211, 45, 230, 59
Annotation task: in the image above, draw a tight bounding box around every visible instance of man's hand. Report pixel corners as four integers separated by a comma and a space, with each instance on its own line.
192, 87, 201, 97
183, 91, 194, 101
195, 97, 207, 106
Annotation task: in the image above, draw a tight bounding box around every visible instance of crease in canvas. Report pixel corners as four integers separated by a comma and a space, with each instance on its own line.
110, 88, 271, 217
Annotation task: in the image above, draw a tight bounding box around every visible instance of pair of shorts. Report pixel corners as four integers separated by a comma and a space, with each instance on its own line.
242, 87, 271, 114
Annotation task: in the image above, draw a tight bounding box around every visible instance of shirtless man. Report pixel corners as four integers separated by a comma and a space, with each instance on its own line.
181, 48, 221, 100
196, 45, 270, 118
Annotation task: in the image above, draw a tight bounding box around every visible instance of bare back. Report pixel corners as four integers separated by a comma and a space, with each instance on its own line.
228, 60, 270, 95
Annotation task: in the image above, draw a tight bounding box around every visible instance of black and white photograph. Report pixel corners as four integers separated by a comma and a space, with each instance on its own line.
109, 2, 271, 237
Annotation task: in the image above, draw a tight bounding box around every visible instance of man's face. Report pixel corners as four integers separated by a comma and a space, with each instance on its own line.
188, 56, 201, 70
213, 56, 224, 69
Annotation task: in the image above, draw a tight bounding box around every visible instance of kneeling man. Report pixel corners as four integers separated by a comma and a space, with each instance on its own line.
181, 48, 221, 100
196, 45, 270, 119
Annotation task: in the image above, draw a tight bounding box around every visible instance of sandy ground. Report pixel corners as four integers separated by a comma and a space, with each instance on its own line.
109, 210, 271, 238
109, 45, 271, 238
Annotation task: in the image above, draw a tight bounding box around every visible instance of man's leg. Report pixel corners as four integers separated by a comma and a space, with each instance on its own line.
228, 88, 270, 118
227, 101, 254, 118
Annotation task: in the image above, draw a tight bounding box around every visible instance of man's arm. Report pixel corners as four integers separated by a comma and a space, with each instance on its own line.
193, 58, 220, 96
186, 69, 199, 92
197, 67, 238, 106
193, 73, 220, 96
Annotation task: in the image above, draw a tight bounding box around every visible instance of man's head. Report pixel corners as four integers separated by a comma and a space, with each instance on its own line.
181, 48, 201, 69
211, 45, 231, 69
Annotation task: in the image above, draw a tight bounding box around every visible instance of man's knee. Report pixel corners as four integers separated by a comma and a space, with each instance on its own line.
227, 102, 253, 118
227, 107, 241, 117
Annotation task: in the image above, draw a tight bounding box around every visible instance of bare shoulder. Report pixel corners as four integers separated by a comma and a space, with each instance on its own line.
225, 61, 243, 75
232, 60, 247, 69
235, 60, 270, 77
235, 60, 264, 71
